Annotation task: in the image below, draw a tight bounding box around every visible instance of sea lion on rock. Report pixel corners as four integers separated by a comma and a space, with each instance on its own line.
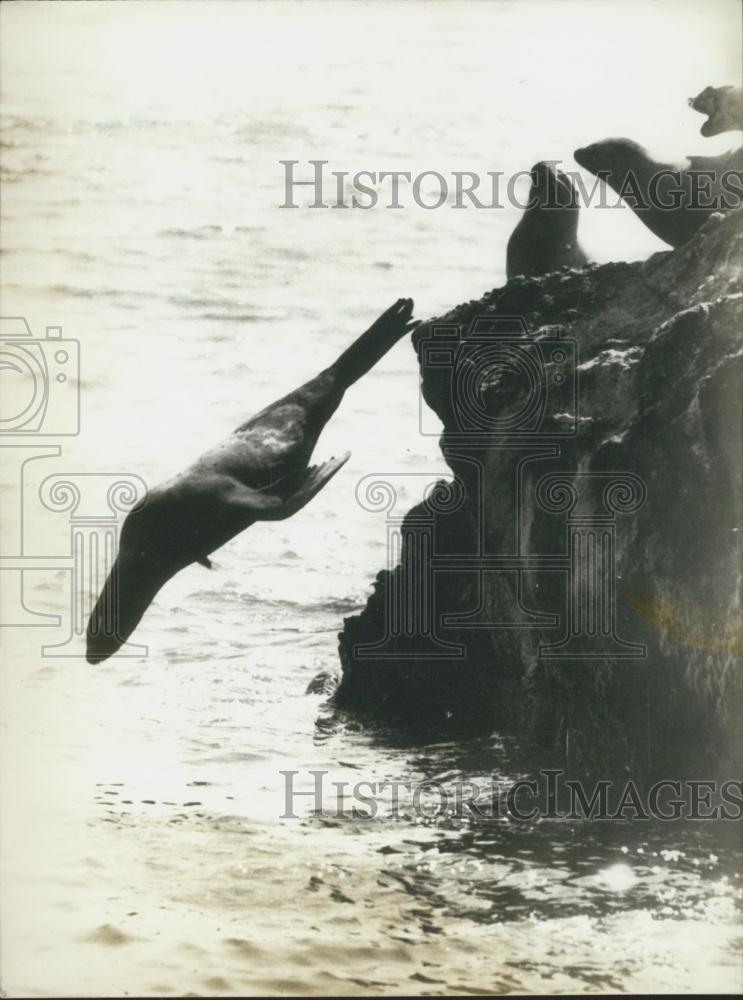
86, 298, 419, 663
574, 138, 743, 247
689, 86, 743, 137
506, 161, 588, 279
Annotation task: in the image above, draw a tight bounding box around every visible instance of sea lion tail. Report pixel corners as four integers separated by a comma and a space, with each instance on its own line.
331, 298, 419, 387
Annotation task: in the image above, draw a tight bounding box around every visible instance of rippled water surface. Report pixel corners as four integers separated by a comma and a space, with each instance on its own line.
1, 2, 741, 995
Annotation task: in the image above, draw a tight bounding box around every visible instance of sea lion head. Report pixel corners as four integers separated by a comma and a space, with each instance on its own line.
528, 161, 580, 211
688, 85, 742, 136
506, 161, 586, 279
86, 490, 183, 663
688, 86, 719, 116
574, 138, 653, 187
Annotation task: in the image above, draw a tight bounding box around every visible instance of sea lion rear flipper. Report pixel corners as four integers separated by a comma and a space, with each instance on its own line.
331, 299, 419, 386
196, 556, 212, 569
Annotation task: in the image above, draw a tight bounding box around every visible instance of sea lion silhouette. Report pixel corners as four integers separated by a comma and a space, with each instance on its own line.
574, 138, 743, 247
506, 161, 588, 279
86, 298, 419, 663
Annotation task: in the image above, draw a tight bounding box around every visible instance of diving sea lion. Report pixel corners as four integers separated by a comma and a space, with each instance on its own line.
574, 138, 743, 248
689, 86, 743, 137
86, 298, 419, 663
506, 161, 588, 280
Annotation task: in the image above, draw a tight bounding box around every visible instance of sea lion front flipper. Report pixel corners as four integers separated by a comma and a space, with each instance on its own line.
266, 451, 351, 521
221, 453, 350, 523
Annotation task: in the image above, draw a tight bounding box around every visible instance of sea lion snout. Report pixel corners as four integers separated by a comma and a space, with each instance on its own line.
574, 139, 640, 179
689, 86, 717, 115
86, 552, 167, 664
689, 85, 743, 137
529, 162, 579, 210
574, 145, 604, 179
86, 503, 177, 663
86, 620, 124, 664
530, 160, 554, 180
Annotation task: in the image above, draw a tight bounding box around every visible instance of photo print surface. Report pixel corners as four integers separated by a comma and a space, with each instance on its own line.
1, 1, 741, 996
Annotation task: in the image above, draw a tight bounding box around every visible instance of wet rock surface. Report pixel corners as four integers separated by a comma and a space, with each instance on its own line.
336, 210, 743, 777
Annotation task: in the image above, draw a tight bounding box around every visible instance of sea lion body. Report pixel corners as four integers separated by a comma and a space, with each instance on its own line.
689, 86, 743, 137
574, 138, 743, 247
86, 298, 418, 663
506, 162, 588, 279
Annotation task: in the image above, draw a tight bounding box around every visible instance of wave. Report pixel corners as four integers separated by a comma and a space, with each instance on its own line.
239, 592, 364, 615
159, 225, 223, 240
1, 115, 54, 132
228, 119, 313, 143
168, 294, 240, 310
198, 312, 266, 323
49, 283, 146, 302
0, 166, 56, 183
183, 586, 363, 617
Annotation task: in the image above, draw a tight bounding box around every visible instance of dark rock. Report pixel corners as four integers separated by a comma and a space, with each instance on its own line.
336, 209, 743, 777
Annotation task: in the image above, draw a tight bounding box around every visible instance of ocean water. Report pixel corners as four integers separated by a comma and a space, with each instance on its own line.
1, 1, 742, 995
